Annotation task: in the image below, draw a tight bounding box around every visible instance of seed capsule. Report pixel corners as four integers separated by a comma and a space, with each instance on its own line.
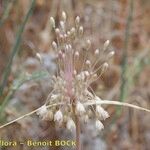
103, 40, 110, 51
95, 49, 99, 55
79, 26, 83, 36
86, 39, 91, 50
96, 105, 109, 120
62, 11, 67, 22
52, 41, 57, 50
108, 51, 115, 58
95, 120, 104, 131
54, 110, 63, 123
37, 105, 48, 118
75, 16, 80, 26
76, 102, 86, 115
50, 17, 55, 28
36, 53, 42, 63
66, 119, 76, 131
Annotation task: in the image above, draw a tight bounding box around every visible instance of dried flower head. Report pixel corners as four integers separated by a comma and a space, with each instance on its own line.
37, 11, 115, 131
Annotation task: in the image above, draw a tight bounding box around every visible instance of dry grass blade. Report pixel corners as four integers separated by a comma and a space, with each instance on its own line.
0, 101, 149, 129
0, 103, 64, 129
84, 100, 150, 112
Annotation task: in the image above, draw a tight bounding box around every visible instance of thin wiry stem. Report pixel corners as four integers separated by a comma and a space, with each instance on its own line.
0, 0, 35, 96
72, 101, 81, 150
75, 114, 81, 150
85, 100, 150, 113
120, 0, 134, 102
0, 100, 149, 129
0, 0, 16, 26
0, 103, 64, 129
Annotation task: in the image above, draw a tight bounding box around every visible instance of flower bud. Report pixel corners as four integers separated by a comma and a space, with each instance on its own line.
50, 17, 55, 28
103, 40, 110, 51
79, 26, 83, 36
108, 51, 115, 58
36, 53, 42, 63
70, 27, 76, 37
102, 62, 109, 72
96, 105, 109, 120
60, 21, 65, 31
45, 110, 53, 121
76, 102, 85, 115
94, 49, 99, 55
55, 28, 60, 36
73, 70, 77, 75
75, 16, 80, 26
83, 115, 89, 123
86, 60, 91, 66
62, 11, 67, 22
54, 110, 63, 123
95, 120, 104, 131
52, 41, 57, 50
37, 105, 47, 118
75, 51, 79, 58
84, 71, 90, 77
86, 39, 91, 50
66, 119, 76, 131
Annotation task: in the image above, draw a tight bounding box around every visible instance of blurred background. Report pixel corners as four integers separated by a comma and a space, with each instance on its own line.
0, 0, 150, 150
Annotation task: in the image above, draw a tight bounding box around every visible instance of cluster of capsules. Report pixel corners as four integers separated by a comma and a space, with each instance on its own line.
37, 11, 115, 132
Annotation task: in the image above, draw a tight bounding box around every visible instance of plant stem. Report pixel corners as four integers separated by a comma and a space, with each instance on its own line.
72, 99, 81, 150
0, 0, 35, 96
0, 100, 149, 129
0, 71, 49, 120
118, 0, 134, 115
0, 0, 16, 27
75, 113, 81, 150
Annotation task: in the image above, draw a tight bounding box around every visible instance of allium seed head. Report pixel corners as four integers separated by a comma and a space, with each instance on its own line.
38, 11, 115, 131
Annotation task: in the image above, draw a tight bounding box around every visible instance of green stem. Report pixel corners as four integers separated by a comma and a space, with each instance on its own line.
0, 0, 35, 96
117, 0, 134, 116
0, 0, 16, 27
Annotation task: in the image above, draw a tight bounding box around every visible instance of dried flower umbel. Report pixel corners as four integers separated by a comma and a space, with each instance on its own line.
37, 12, 115, 132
